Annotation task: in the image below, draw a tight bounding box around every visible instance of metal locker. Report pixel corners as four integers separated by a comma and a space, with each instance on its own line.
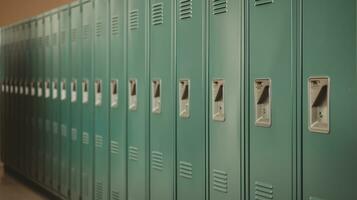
208, 0, 244, 199
249, 0, 297, 199
36, 16, 46, 184
51, 10, 61, 191
93, 0, 110, 199
81, 1, 94, 200
109, 0, 127, 199
149, 0, 175, 199
69, 2, 83, 199
59, 6, 71, 197
127, 0, 150, 199
302, 0, 357, 199
176, 0, 206, 199
44, 13, 53, 187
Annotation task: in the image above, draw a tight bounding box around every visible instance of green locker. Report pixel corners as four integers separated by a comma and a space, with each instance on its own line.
149, 0, 175, 199
208, 0, 244, 199
81, 1, 94, 200
109, 0, 127, 199
176, 0, 206, 199
93, 0, 110, 199
51, 11, 61, 191
44, 13, 53, 187
59, 6, 71, 197
127, 0, 149, 199
69, 2, 82, 199
302, 0, 357, 199
30, 19, 38, 180
37, 16, 45, 184
249, 0, 296, 199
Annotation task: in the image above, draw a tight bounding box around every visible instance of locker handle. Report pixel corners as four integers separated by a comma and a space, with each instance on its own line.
111, 79, 119, 108
71, 80, 77, 103
45, 80, 50, 98
129, 79, 137, 111
95, 80, 102, 106
254, 78, 271, 127
82, 80, 89, 104
179, 80, 190, 118
61, 80, 67, 100
152, 80, 161, 114
212, 79, 225, 121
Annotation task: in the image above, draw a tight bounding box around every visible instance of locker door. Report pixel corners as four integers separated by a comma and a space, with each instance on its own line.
208, 0, 244, 199
109, 0, 127, 199
51, 11, 61, 191
302, 1, 357, 199
93, 0, 110, 199
81, 2, 94, 200
37, 17, 45, 184
176, 0, 206, 199
70, 3, 82, 199
149, 0, 175, 199
44, 14, 53, 187
59, 7, 71, 197
127, 0, 150, 199
249, 0, 296, 199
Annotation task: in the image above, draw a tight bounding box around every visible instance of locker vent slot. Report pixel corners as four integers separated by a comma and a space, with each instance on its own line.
179, 161, 193, 179
71, 28, 77, 42
95, 181, 103, 200
309, 197, 326, 200
129, 10, 139, 30
111, 16, 120, 35
152, 3, 164, 26
152, 151, 164, 171
71, 129, 78, 141
95, 135, 103, 148
83, 24, 90, 40
82, 132, 89, 145
213, 169, 228, 193
179, 0, 193, 20
255, 181, 274, 200
128, 146, 139, 161
254, 0, 273, 6
110, 141, 120, 154
212, 0, 228, 15
95, 21, 103, 37
112, 190, 120, 200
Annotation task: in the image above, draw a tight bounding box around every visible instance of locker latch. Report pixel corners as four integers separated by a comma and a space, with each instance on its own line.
82, 80, 89, 104
71, 79, 77, 102
45, 80, 50, 98
10, 80, 13, 94
52, 80, 58, 99
254, 79, 271, 127
308, 77, 330, 134
152, 80, 161, 114
19, 81, 23, 95
111, 79, 118, 108
25, 82, 29, 96
212, 79, 225, 121
179, 80, 190, 118
31, 81, 35, 96
61, 80, 67, 100
129, 79, 137, 111
37, 81, 43, 97
14, 81, 18, 94
95, 80, 102, 106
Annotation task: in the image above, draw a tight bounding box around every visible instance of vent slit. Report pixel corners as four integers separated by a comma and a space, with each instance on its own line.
254, 0, 274, 6
179, 0, 193, 20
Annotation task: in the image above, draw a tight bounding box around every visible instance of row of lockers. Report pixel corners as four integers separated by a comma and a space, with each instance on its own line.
0, 0, 356, 200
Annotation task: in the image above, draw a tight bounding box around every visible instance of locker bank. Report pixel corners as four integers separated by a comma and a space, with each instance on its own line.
0, 0, 356, 200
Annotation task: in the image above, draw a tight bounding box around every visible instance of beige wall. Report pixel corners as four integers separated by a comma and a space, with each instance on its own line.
0, 0, 73, 26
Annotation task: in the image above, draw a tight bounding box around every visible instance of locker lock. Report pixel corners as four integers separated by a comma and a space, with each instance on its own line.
14, 81, 18, 94
82, 80, 89, 104
25, 82, 29, 95
45, 80, 50, 98
151, 80, 161, 114
308, 77, 330, 134
254, 79, 271, 127
212, 79, 225, 121
37, 81, 43, 97
111, 79, 118, 108
31, 81, 35, 96
61, 80, 67, 100
19, 81, 23, 95
179, 80, 190, 118
71, 79, 77, 103
52, 80, 58, 99
129, 79, 137, 111
95, 80, 102, 106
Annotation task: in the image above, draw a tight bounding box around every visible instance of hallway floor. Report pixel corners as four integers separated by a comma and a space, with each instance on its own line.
0, 174, 47, 200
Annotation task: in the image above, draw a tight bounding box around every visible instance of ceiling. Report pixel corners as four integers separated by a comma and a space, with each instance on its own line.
0, 0, 73, 27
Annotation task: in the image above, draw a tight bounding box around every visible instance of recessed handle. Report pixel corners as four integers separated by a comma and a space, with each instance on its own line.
111, 79, 119, 108
308, 77, 330, 134
37, 81, 43, 97
52, 80, 58, 99
95, 80, 102, 106
82, 80, 89, 104
151, 80, 161, 114
61, 80, 67, 100
254, 78, 271, 127
71, 79, 77, 103
179, 79, 190, 118
212, 79, 225, 121
129, 79, 137, 111
45, 80, 50, 98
